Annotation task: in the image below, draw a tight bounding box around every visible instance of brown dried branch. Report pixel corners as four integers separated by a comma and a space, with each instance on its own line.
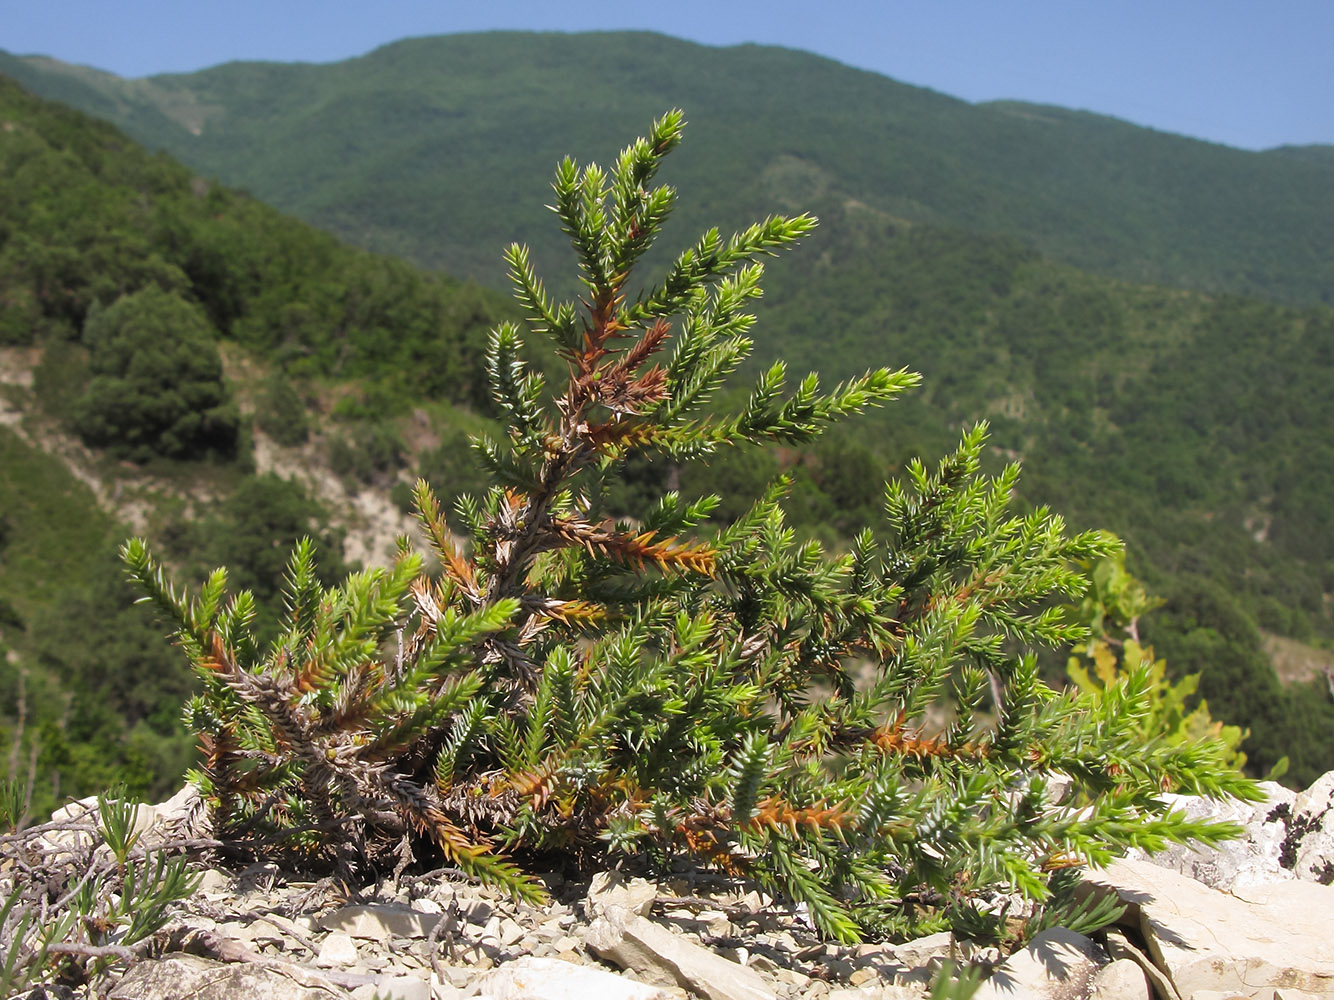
428, 902, 462, 975
413, 483, 479, 601
43, 941, 138, 962
524, 597, 607, 626
496, 758, 563, 811
382, 773, 500, 870
612, 317, 672, 376
746, 796, 852, 839
574, 292, 630, 375
548, 517, 716, 575
588, 364, 669, 417
863, 713, 988, 761
583, 419, 664, 454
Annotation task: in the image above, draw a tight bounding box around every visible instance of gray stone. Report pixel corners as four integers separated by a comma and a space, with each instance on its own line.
585, 905, 777, 1000
1091, 959, 1152, 1000
315, 930, 359, 967
1103, 928, 1180, 1000
887, 932, 955, 969
972, 928, 1104, 1000
362, 974, 431, 1000
195, 869, 232, 897
498, 917, 527, 946
462, 899, 495, 925
48, 794, 99, 825
475, 956, 673, 999
108, 954, 343, 999
1084, 857, 1334, 998
319, 902, 441, 940
587, 870, 659, 918
140, 783, 205, 842
40, 794, 99, 851
1143, 784, 1295, 892
439, 965, 479, 988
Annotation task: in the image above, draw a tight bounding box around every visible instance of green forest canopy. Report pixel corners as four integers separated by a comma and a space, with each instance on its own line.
3, 32, 1332, 305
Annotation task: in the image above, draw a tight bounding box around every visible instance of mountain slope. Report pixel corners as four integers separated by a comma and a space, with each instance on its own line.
3, 32, 1333, 306
0, 75, 518, 817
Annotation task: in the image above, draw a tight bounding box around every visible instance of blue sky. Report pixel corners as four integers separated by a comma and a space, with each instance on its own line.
4, 0, 1331, 151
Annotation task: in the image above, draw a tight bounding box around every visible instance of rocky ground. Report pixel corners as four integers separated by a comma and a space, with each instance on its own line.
4, 772, 1334, 1000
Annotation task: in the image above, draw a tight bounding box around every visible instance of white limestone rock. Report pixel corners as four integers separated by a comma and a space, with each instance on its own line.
888, 932, 955, 969
1090, 959, 1153, 1000
315, 930, 360, 967
1084, 857, 1334, 998
584, 905, 777, 1000
351, 975, 431, 1000
319, 902, 441, 940
475, 956, 674, 1000
586, 870, 659, 918
971, 928, 1104, 1000
1289, 770, 1334, 885
108, 953, 343, 1000
1142, 783, 1295, 892
1102, 928, 1180, 1000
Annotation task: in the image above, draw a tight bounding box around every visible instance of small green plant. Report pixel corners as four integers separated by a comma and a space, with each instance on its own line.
1065, 551, 1259, 775
0, 792, 199, 993
929, 960, 986, 1000
125, 112, 1257, 942
97, 785, 142, 865
0, 779, 25, 834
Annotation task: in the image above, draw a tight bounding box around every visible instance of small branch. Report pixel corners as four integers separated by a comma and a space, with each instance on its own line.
398, 865, 471, 889
0, 818, 99, 845
653, 895, 757, 917
44, 941, 138, 963
52, 860, 106, 912
246, 913, 322, 956
177, 926, 378, 989
428, 899, 463, 978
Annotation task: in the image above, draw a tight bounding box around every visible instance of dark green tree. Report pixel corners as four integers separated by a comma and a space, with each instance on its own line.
253, 372, 311, 447
196, 473, 350, 618
72, 286, 239, 462
126, 113, 1256, 942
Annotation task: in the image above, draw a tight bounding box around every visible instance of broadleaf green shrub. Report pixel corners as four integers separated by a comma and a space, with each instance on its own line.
125, 112, 1258, 942
73, 286, 239, 462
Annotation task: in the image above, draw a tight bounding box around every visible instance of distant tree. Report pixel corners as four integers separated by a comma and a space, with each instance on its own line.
253, 371, 311, 447
327, 422, 406, 487
1142, 575, 1334, 786
197, 473, 350, 616
72, 287, 240, 462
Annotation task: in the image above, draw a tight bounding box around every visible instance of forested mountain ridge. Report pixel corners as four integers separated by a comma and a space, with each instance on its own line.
1269, 143, 1334, 166
0, 73, 508, 397
2, 31, 1332, 306
0, 74, 516, 818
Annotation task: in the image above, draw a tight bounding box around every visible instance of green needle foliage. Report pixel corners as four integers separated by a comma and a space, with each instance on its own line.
124, 111, 1258, 942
